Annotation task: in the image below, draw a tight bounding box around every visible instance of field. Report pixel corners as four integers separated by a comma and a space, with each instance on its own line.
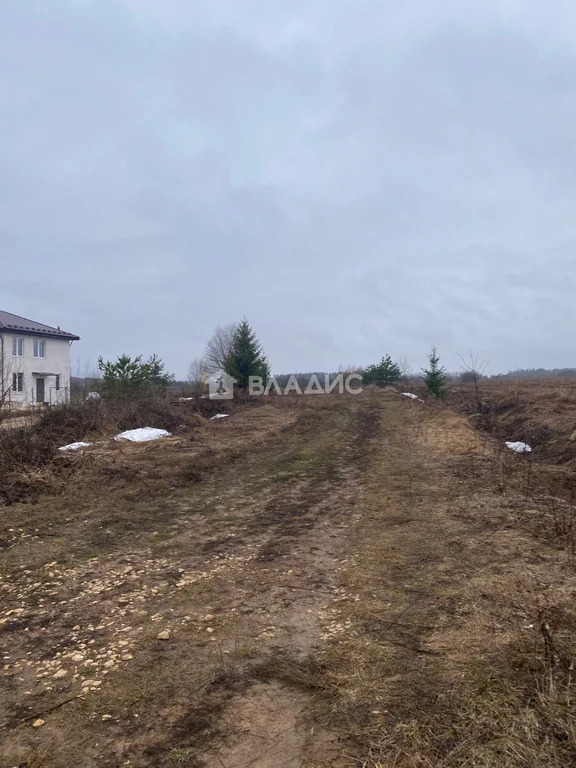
2, 382, 576, 767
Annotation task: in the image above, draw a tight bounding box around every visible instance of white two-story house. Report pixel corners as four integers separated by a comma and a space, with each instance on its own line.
0, 311, 80, 406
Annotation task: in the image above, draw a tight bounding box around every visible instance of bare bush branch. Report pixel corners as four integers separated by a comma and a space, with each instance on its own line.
457, 351, 489, 413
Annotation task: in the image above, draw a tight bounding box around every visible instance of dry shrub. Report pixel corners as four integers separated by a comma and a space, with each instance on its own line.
325, 582, 576, 768
450, 379, 576, 466
0, 396, 245, 503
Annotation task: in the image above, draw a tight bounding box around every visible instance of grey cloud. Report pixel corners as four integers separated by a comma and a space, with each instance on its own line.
1, 0, 576, 376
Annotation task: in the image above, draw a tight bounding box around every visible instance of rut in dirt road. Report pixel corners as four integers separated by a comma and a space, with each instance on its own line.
0, 394, 381, 768
186, 395, 383, 767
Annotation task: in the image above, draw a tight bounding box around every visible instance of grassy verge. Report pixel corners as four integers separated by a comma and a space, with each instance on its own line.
314, 398, 576, 767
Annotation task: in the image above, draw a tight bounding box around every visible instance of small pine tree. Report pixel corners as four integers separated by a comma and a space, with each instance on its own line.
145, 354, 174, 390
422, 346, 447, 399
98, 354, 174, 398
226, 319, 270, 389
363, 354, 401, 387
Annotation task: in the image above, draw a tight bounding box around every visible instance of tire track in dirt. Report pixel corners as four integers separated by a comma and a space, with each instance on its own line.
184, 394, 382, 768
308, 396, 576, 767
0, 394, 381, 768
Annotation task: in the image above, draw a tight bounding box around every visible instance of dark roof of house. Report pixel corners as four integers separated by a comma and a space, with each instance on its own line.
0, 311, 80, 341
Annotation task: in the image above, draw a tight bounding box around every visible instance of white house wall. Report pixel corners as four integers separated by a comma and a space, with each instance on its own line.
1, 334, 73, 406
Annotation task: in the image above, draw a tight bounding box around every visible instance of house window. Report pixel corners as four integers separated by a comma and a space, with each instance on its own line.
12, 373, 24, 392
55, 375, 60, 391
33, 339, 46, 358
12, 338, 23, 357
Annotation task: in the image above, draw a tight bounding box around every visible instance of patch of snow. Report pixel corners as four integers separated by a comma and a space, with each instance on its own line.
505, 441, 532, 454
114, 427, 171, 442
58, 441, 92, 452
210, 414, 229, 420
402, 393, 423, 402
179, 397, 195, 401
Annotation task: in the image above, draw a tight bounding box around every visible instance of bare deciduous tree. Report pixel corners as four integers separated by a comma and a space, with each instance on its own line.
72, 358, 100, 401
187, 356, 206, 391
397, 358, 408, 376
203, 323, 237, 374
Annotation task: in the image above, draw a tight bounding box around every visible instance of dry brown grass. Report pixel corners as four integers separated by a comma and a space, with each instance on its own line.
4, 388, 576, 767
449, 377, 576, 463
0, 395, 274, 505
313, 397, 576, 767
449, 377, 576, 559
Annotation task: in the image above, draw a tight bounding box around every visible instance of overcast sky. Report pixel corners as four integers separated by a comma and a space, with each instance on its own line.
1, 0, 576, 377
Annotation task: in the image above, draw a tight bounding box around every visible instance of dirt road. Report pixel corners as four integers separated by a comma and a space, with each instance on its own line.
2, 391, 576, 767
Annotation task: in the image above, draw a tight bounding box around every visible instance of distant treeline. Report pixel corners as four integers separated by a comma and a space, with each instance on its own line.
491, 368, 576, 380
